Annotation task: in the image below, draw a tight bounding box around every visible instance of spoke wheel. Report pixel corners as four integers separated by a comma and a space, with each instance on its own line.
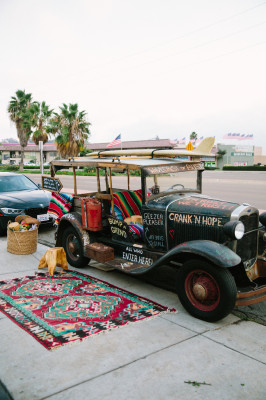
177, 259, 237, 322
185, 270, 220, 312
62, 226, 90, 268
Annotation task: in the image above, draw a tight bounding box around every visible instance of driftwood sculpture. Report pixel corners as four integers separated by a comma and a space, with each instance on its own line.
38, 247, 68, 276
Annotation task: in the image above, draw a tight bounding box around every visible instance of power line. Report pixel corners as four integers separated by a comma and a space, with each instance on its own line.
151, 40, 266, 77
81, 22, 266, 87
117, 20, 266, 74
83, 1, 266, 72
85, 39, 266, 90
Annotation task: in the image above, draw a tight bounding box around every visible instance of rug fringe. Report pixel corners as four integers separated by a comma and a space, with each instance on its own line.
50, 308, 178, 351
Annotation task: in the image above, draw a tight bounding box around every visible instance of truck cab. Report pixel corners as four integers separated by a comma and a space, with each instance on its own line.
49, 156, 266, 322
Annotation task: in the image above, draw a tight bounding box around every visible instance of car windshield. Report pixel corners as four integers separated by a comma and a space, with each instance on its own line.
0, 175, 38, 192
146, 170, 199, 199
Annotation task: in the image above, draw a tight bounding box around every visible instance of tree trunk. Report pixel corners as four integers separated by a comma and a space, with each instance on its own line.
20, 147, 25, 171
16, 122, 28, 171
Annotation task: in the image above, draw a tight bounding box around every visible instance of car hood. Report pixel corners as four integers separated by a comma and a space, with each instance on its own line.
0, 190, 51, 208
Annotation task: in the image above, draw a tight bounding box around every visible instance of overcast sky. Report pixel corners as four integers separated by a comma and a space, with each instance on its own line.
1, 0, 266, 150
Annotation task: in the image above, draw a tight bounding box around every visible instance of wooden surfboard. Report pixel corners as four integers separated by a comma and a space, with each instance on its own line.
83, 137, 215, 159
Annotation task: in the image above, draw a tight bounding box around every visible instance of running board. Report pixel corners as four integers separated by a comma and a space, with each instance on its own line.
104, 257, 153, 274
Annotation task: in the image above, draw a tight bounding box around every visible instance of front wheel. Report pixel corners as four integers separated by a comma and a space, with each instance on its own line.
176, 259, 237, 322
61, 226, 90, 268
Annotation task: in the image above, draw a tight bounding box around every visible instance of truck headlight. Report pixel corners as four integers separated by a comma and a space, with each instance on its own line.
0, 208, 25, 215
223, 221, 245, 240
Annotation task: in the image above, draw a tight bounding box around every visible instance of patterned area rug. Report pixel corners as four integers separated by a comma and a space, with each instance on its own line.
0, 270, 176, 350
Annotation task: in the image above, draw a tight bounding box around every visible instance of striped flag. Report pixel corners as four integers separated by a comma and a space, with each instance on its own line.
179, 137, 186, 144
106, 134, 122, 148
245, 134, 254, 140
223, 133, 232, 139
223, 133, 254, 141
223, 133, 241, 140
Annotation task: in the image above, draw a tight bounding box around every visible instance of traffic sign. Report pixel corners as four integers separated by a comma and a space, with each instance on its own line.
186, 141, 194, 151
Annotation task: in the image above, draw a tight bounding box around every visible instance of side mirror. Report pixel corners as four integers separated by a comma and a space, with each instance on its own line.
37, 183, 42, 189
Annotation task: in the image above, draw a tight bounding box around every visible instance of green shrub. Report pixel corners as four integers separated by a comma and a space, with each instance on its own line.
204, 166, 219, 170
223, 165, 266, 171
83, 167, 97, 175
0, 164, 19, 172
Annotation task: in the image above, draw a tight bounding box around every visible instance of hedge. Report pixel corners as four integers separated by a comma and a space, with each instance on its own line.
223, 165, 266, 171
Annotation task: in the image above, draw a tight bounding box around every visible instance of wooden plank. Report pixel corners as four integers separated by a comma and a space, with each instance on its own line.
96, 193, 112, 200
109, 168, 114, 216
73, 167, 77, 195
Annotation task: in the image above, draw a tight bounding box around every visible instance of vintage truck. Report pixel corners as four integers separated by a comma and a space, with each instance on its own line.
48, 155, 266, 322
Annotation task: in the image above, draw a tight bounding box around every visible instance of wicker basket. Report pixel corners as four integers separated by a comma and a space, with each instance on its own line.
7, 226, 38, 255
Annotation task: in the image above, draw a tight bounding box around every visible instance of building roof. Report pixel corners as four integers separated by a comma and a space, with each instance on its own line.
0, 139, 175, 152
0, 143, 57, 151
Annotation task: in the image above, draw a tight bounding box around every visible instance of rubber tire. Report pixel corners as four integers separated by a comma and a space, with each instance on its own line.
0, 221, 6, 236
61, 226, 90, 268
176, 259, 237, 322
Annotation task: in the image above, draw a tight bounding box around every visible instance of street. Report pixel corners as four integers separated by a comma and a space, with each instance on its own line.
27, 170, 266, 210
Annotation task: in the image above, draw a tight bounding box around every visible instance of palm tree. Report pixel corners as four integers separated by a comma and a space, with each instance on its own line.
190, 131, 198, 143
7, 90, 33, 170
49, 103, 91, 158
23, 101, 53, 145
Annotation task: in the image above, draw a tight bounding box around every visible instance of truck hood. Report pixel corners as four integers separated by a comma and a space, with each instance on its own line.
148, 193, 240, 219
168, 194, 239, 218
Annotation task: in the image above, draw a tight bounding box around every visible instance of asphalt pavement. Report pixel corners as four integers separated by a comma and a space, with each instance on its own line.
0, 232, 266, 400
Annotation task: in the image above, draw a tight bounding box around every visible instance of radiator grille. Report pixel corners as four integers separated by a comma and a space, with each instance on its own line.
26, 206, 48, 218
173, 220, 227, 245
239, 213, 258, 232
236, 213, 259, 261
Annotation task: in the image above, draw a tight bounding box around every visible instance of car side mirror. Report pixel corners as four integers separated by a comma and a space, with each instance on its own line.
37, 183, 42, 189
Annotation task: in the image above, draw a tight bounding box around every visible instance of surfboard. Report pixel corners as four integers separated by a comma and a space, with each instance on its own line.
83, 137, 215, 159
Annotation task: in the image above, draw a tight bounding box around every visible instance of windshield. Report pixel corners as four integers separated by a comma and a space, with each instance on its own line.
146, 170, 200, 199
0, 175, 38, 192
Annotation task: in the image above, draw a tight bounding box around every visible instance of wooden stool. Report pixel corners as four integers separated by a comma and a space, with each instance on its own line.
38, 247, 68, 276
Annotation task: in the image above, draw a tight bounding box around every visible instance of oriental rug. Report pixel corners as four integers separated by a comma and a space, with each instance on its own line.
0, 270, 176, 350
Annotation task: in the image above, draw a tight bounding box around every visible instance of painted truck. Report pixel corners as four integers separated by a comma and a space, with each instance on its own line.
48, 156, 266, 322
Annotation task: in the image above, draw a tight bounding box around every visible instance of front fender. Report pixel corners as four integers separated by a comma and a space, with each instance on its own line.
56, 212, 90, 252
159, 240, 241, 268
131, 240, 241, 275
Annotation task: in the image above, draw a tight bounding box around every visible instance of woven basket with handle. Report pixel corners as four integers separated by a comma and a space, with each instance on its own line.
7, 223, 38, 255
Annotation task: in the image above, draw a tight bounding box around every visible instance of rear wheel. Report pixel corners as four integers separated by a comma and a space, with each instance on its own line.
176, 259, 237, 322
61, 226, 90, 268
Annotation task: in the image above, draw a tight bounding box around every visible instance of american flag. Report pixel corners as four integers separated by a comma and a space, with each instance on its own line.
223, 133, 254, 140
106, 134, 122, 148
223, 133, 240, 139
179, 137, 186, 144
223, 133, 232, 139
245, 134, 254, 140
